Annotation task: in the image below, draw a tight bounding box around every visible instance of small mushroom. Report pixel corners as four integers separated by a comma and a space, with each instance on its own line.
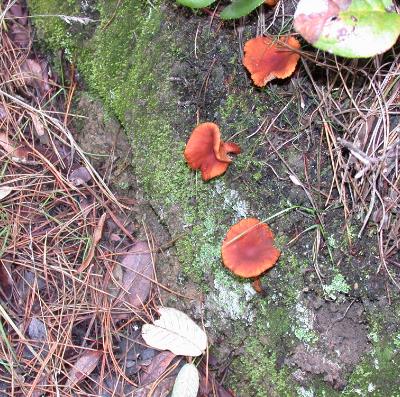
265, 0, 278, 6
184, 122, 241, 181
243, 35, 301, 87
221, 218, 280, 287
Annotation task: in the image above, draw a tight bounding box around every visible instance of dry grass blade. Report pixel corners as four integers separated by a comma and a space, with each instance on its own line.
77, 212, 107, 272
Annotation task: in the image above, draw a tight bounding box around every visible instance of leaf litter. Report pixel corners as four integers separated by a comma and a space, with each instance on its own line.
119, 240, 155, 308
0, 1, 234, 395
142, 307, 208, 357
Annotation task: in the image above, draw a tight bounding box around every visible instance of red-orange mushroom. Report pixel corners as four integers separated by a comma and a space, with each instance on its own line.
184, 122, 241, 181
265, 0, 278, 6
221, 218, 280, 278
243, 35, 301, 87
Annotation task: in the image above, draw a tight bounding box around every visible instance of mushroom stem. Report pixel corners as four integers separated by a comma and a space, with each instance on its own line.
251, 277, 263, 293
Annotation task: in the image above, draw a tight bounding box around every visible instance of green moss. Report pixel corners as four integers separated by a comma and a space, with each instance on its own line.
29, 0, 80, 57
228, 303, 295, 396
40, 0, 257, 291
343, 341, 400, 396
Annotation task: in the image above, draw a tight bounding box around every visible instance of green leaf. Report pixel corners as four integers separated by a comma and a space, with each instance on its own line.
176, 0, 216, 8
294, 0, 400, 58
220, 0, 265, 20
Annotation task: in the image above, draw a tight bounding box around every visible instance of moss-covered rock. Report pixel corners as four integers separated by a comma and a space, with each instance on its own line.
28, 0, 400, 395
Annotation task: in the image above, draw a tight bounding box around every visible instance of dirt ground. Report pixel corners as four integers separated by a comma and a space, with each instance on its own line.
22, 0, 400, 395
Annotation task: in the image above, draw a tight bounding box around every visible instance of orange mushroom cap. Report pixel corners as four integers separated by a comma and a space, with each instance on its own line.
184, 122, 241, 181
221, 218, 280, 278
264, 0, 278, 6
243, 35, 301, 87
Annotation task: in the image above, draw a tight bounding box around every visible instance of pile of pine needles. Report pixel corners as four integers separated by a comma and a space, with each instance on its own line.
257, 1, 399, 285
0, 2, 163, 395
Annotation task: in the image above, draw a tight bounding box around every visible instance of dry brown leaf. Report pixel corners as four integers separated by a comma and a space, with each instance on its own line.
243, 35, 301, 87
135, 376, 176, 397
7, 4, 28, 25
0, 132, 30, 162
78, 212, 107, 272
29, 112, 50, 145
20, 59, 50, 95
9, 24, 31, 48
70, 166, 92, 186
0, 260, 13, 299
66, 350, 102, 388
0, 105, 7, 120
141, 351, 176, 386
120, 240, 154, 307
30, 374, 51, 397
6, 3, 30, 48
0, 132, 17, 155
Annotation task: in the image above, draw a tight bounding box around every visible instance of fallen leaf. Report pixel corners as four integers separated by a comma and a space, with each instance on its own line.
0, 105, 7, 119
0, 260, 13, 299
0, 132, 30, 162
152, 376, 176, 397
7, 4, 28, 25
120, 240, 154, 307
141, 351, 176, 386
135, 376, 175, 397
6, 3, 30, 48
108, 262, 123, 298
171, 363, 199, 397
69, 166, 92, 186
294, 0, 400, 58
8, 24, 31, 48
110, 233, 121, 242
289, 174, 303, 187
220, 0, 264, 19
27, 318, 47, 341
0, 133, 15, 155
66, 350, 102, 388
29, 112, 49, 145
20, 59, 50, 95
0, 186, 13, 201
30, 374, 50, 397
243, 35, 301, 87
78, 212, 107, 272
142, 307, 207, 357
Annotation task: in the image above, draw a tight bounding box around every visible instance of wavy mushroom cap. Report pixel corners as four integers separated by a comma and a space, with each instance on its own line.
184, 122, 241, 181
222, 218, 280, 278
243, 35, 301, 87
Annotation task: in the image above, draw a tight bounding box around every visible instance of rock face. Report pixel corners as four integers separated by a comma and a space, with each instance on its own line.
28, 0, 400, 395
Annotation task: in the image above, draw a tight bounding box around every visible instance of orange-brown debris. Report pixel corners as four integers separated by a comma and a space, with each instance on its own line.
243, 35, 301, 87
184, 122, 241, 181
221, 218, 280, 278
264, 0, 278, 6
